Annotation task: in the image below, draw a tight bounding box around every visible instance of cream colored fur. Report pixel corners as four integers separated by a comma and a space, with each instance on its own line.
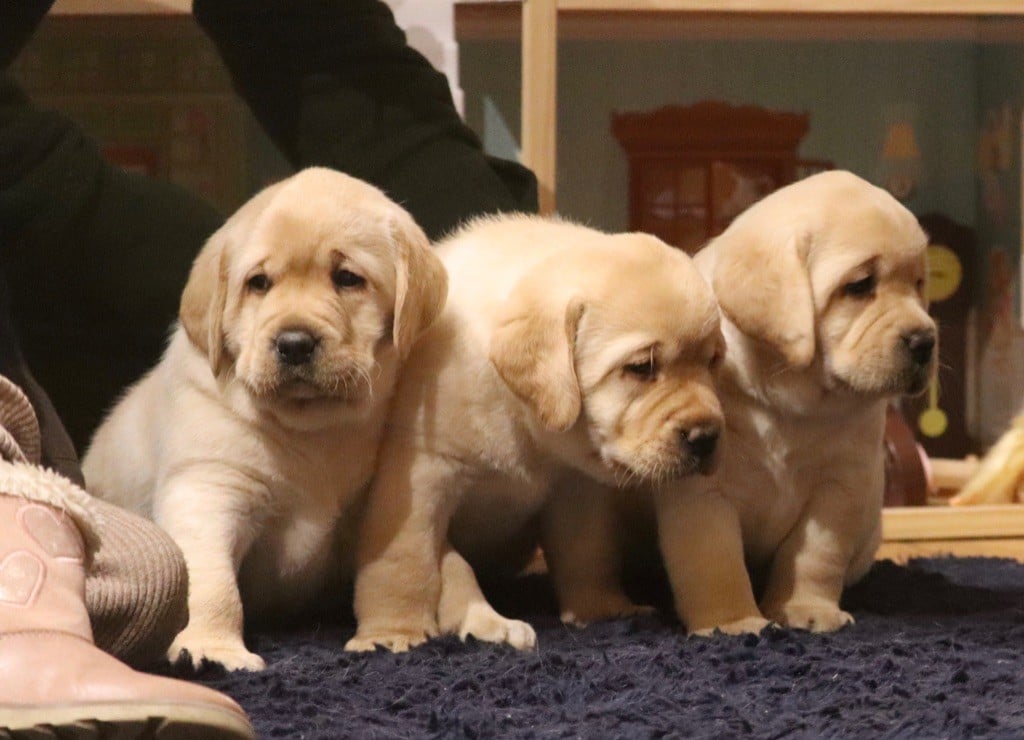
82, 168, 447, 671
655, 171, 937, 635
347, 214, 724, 653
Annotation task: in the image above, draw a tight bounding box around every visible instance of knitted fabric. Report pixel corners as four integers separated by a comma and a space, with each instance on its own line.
0, 374, 39, 464
86, 496, 188, 667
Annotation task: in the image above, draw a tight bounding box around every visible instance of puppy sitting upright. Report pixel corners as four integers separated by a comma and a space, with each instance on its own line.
83, 168, 447, 670
655, 170, 936, 636
347, 215, 724, 653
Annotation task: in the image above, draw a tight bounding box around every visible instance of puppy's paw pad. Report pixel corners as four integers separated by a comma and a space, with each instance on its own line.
168, 635, 265, 672
503, 620, 538, 651
460, 604, 537, 650
769, 603, 854, 633
690, 615, 773, 637
344, 633, 426, 653
561, 601, 656, 628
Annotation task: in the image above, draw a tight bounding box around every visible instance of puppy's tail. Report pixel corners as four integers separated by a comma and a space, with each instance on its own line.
950, 412, 1024, 505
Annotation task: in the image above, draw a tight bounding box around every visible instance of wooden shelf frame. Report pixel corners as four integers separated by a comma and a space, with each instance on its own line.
884, 505, 1024, 542
879, 505, 1024, 562
555, 1, 1024, 13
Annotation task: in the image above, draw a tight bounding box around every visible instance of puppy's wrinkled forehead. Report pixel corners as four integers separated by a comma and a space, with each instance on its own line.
581, 235, 720, 354
237, 177, 400, 290
808, 192, 928, 290
763, 172, 926, 265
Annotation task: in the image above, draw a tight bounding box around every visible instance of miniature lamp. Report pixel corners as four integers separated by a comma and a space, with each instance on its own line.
879, 121, 922, 201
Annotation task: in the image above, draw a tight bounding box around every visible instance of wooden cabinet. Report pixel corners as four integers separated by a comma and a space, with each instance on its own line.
612, 101, 831, 253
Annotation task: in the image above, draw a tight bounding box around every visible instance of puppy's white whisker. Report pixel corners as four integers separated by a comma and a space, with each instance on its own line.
356, 366, 375, 394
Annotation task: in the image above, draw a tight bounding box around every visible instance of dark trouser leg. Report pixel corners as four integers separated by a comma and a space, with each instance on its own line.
194, 0, 537, 239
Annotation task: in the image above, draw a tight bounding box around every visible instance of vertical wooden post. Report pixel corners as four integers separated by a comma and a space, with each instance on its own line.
521, 0, 557, 214
1019, 110, 1024, 328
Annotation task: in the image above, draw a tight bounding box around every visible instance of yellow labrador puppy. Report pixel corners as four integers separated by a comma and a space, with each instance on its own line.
83, 168, 447, 670
655, 170, 937, 636
346, 215, 724, 653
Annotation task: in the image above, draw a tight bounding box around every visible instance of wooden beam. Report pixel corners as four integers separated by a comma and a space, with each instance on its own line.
521, 0, 558, 214
878, 538, 1024, 563
457, 5, 1024, 42
882, 505, 1024, 542
558, 0, 1024, 14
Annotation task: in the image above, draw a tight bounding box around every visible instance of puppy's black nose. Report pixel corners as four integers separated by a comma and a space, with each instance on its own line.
902, 329, 936, 367
276, 330, 319, 366
681, 425, 720, 463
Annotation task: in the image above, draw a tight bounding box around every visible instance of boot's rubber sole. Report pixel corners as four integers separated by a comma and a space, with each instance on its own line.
0, 702, 255, 739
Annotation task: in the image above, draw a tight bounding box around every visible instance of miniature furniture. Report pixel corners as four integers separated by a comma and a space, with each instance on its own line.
611, 101, 831, 253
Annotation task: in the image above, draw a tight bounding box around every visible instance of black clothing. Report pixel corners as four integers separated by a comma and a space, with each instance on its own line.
0, 1, 537, 459
192, 0, 537, 241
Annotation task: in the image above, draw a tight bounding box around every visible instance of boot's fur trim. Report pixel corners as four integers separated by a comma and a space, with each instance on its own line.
0, 460, 100, 556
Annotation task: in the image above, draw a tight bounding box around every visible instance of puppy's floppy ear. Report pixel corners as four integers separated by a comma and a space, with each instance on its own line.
710, 229, 816, 368
490, 281, 585, 433
391, 211, 448, 359
179, 227, 230, 376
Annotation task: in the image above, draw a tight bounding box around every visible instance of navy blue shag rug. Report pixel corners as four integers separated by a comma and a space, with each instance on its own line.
177, 557, 1024, 739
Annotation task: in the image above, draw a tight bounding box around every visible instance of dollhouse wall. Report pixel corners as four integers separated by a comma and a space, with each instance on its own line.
974, 43, 1024, 447
460, 37, 979, 230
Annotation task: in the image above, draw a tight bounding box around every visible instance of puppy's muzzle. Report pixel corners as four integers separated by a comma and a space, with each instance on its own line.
900, 327, 936, 395
275, 329, 320, 366
679, 424, 720, 475
902, 328, 936, 369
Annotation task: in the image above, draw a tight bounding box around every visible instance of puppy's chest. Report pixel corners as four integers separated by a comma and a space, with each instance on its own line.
240, 502, 347, 615
722, 423, 871, 552
242, 459, 367, 601
263, 453, 369, 523
257, 449, 369, 544
450, 466, 554, 549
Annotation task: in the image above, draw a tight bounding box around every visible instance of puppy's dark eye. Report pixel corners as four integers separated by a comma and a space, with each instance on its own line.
246, 273, 271, 293
333, 268, 366, 289
624, 358, 658, 381
843, 274, 876, 298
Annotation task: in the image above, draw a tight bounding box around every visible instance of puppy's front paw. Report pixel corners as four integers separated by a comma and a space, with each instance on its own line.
765, 601, 854, 633
168, 630, 265, 672
690, 615, 773, 637
560, 592, 656, 628
344, 631, 430, 653
459, 603, 537, 650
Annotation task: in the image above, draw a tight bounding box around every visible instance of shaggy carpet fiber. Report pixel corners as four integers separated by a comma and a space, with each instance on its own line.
180, 557, 1024, 739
